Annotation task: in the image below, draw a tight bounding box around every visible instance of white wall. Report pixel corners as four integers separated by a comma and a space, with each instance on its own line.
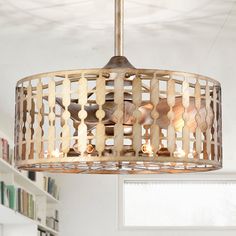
55, 174, 236, 236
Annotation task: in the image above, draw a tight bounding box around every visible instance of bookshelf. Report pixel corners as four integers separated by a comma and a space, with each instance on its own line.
0, 142, 60, 236
0, 204, 59, 235
0, 158, 59, 204
0, 203, 32, 224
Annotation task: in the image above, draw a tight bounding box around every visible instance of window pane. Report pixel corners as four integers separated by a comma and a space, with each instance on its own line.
124, 181, 236, 227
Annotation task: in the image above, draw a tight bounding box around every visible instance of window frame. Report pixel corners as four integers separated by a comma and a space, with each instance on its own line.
118, 174, 236, 231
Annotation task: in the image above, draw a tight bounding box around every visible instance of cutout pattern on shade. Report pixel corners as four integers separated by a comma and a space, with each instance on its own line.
15, 68, 222, 173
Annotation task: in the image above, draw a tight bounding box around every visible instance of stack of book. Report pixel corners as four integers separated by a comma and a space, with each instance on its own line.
0, 138, 13, 164
37, 229, 54, 236
46, 209, 59, 232
0, 180, 35, 219
17, 187, 35, 219
43, 177, 59, 200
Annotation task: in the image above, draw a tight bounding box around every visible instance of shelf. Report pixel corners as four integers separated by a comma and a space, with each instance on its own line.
38, 222, 59, 235
0, 204, 33, 224
0, 204, 59, 235
0, 158, 59, 204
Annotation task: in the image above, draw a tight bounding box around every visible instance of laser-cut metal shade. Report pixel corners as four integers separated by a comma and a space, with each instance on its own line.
14, 0, 222, 174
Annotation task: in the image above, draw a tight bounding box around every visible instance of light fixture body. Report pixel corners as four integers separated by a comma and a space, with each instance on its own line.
14, 0, 222, 174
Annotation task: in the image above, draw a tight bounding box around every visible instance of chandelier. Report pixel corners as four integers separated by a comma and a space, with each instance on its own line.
15, 0, 222, 174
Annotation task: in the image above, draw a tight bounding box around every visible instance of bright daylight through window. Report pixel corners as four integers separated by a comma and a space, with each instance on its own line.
122, 180, 236, 227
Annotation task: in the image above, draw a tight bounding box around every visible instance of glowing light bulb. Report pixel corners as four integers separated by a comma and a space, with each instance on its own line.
87, 144, 94, 154
173, 148, 185, 158
141, 143, 153, 155
51, 149, 61, 158
44, 150, 48, 158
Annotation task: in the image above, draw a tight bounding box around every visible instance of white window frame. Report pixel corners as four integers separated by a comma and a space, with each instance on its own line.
118, 174, 236, 231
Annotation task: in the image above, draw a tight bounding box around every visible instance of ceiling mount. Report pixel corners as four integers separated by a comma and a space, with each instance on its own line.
14, 0, 222, 174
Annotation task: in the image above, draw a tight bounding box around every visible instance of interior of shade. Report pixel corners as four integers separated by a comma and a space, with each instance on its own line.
16, 160, 221, 174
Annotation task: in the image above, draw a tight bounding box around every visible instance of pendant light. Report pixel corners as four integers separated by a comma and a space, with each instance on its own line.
15, 0, 222, 174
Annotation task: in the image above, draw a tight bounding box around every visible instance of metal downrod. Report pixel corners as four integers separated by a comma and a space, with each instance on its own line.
115, 0, 124, 56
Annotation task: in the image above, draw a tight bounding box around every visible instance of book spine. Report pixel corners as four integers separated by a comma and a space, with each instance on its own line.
0, 181, 4, 205
0, 138, 3, 159
7, 185, 16, 210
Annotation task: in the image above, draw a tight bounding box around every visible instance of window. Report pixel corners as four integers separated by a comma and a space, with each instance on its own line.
119, 178, 236, 228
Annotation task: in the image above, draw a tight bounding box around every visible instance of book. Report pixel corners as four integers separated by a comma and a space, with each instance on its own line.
20, 188, 24, 214
28, 194, 35, 219
6, 185, 16, 210
47, 177, 51, 194
0, 139, 3, 159
43, 176, 48, 193
3, 183, 10, 207
28, 171, 36, 181
0, 181, 10, 207
46, 216, 59, 231
37, 229, 54, 236
47, 206, 59, 221
11, 187, 36, 219
2, 139, 8, 162
55, 209, 59, 221
0, 181, 4, 205
9, 149, 14, 165
0, 138, 13, 164
36, 172, 45, 190
32, 195, 35, 219
23, 190, 28, 216
17, 188, 21, 212
0, 183, 1, 204
43, 176, 59, 199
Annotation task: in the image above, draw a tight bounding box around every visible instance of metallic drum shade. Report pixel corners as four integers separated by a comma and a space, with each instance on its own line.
14, 63, 222, 173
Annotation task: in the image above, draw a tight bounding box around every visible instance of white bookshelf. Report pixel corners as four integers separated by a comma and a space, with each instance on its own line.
38, 222, 59, 235
0, 204, 35, 224
0, 204, 59, 234
0, 158, 59, 236
0, 158, 59, 204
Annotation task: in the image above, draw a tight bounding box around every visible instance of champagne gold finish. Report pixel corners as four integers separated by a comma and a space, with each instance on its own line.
15, 68, 222, 173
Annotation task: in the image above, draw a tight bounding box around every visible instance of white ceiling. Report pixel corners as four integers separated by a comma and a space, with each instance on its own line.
0, 0, 235, 33
0, 0, 236, 173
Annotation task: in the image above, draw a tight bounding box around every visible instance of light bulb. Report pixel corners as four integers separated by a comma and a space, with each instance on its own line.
87, 144, 94, 154
141, 144, 153, 155
173, 148, 185, 158
44, 150, 48, 158
51, 149, 61, 158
